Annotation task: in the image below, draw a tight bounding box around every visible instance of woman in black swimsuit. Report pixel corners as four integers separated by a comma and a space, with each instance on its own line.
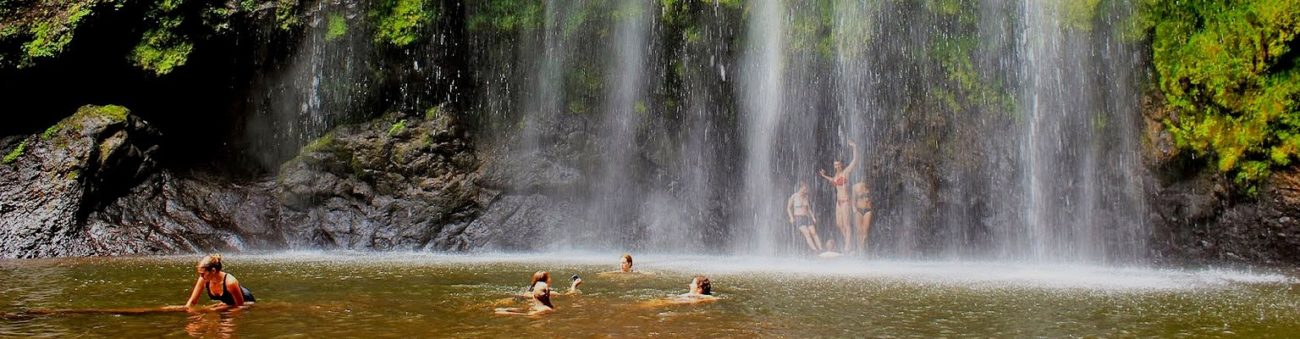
185, 254, 255, 309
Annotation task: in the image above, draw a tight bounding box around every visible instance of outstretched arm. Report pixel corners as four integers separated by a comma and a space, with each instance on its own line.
844, 141, 860, 173
185, 278, 204, 308
818, 169, 834, 182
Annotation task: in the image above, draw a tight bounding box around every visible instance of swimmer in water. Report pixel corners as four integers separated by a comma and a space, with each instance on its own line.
642, 275, 718, 307
818, 239, 844, 258
819, 140, 859, 253
497, 271, 557, 316
599, 254, 653, 277
516, 271, 581, 297
185, 254, 255, 310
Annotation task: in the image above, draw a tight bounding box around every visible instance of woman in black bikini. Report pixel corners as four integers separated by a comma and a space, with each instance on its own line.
853, 181, 873, 254
787, 181, 823, 252
185, 254, 255, 309
819, 141, 859, 253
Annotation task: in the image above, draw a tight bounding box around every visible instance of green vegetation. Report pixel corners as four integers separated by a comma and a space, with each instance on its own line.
4, 140, 27, 165
1, 0, 306, 73
131, 16, 193, 75
1, 0, 100, 67
81, 104, 129, 122
42, 124, 60, 140
424, 105, 441, 120
371, 0, 434, 47
326, 14, 348, 41
467, 0, 543, 32
388, 119, 408, 136
1061, 0, 1104, 32
303, 132, 335, 154
1143, 0, 1300, 191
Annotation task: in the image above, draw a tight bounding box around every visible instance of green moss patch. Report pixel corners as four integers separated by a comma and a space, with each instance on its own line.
3, 140, 27, 165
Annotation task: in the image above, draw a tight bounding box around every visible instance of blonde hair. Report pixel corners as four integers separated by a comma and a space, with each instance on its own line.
197, 254, 223, 272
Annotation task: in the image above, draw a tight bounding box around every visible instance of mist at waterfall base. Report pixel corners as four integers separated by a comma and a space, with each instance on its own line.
447, 1, 1146, 261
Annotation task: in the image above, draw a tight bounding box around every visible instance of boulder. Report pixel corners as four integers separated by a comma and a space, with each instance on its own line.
0, 105, 160, 257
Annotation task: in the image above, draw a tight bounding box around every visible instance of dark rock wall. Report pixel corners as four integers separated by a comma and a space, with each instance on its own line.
0, 105, 486, 258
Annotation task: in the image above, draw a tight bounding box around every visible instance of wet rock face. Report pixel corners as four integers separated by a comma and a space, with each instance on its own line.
275, 112, 483, 251
0, 105, 160, 258
0, 105, 491, 258
1150, 168, 1300, 266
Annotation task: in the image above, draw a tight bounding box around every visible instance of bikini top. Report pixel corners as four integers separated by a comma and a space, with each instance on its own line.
833, 176, 847, 186
793, 199, 809, 210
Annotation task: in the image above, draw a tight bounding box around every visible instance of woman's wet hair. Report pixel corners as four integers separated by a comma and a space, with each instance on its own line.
197, 254, 222, 272
621, 254, 633, 266
694, 275, 712, 295
528, 271, 550, 291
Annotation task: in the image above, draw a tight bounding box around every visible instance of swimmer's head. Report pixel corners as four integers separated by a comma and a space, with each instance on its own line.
531, 271, 551, 288
833, 160, 844, 172
620, 254, 633, 272
825, 239, 837, 251
798, 181, 809, 193
196, 254, 222, 278
691, 275, 712, 295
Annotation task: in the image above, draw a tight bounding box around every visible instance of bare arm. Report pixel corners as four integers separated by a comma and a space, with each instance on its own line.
184, 278, 204, 308
844, 141, 860, 173
786, 196, 795, 223
818, 169, 834, 182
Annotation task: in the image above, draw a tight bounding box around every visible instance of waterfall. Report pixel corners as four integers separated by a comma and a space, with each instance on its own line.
471, 0, 1147, 262
737, 0, 787, 254
1016, 0, 1146, 262
247, 1, 371, 168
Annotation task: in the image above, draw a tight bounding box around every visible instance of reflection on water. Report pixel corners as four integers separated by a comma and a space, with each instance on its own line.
185, 311, 239, 338
0, 252, 1297, 337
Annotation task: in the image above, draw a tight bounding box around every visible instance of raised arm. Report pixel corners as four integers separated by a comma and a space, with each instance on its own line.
844, 141, 860, 173
184, 278, 204, 308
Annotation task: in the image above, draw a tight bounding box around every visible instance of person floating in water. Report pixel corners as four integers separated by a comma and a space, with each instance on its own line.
642, 275, 718, 307
819, 140, 859, 253
787, 181, 823, 253
498, 271, 556, 316
853, 181, 873, 255
185, 254, 255, 310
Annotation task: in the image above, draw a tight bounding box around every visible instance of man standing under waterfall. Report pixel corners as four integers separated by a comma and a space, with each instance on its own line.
819, 141, 860, 254
787, 181, 823, 253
